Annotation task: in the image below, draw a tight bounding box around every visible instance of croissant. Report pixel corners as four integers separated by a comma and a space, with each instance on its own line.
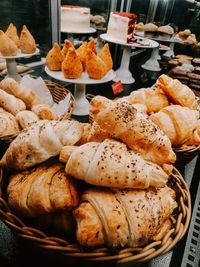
19, 25, 36, 53
61, 39, 74, 57
98, 43, 113, 72
7, 162, 79, 217
62, 47, 83, 79
0, 109, 20, 137
87, 121, 113, 142
0, 89, 26, 115
150, 105, 200, 146
46, 42, 64, 71
0, 29, 18, 56
16, 110, 39, 129
0, 77, 42, 109
85, 48, 107, 79
90, 96, 176, 166
76, 41, 88, 70
31, 104, 58, 120
74, 186, 177, 247
5, 23, 20, 47
156, 74, 198, 110
125, 88, 169, 114
0, 119, 83, 170
65, 139, 170, 189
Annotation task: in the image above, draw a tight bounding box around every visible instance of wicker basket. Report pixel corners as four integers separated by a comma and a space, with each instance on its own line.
0, 167, 191, 264
0, 80, 74, 146
174, 145, 200, 167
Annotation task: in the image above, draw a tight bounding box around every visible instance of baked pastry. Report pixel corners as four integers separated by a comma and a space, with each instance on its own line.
16, 110, 39, 129
19, 25, 36, 53
157, 25, 174, 39
143, 23, 158, 37
5, 23, 20, 47
98, 43, 113, 72
76, 41, 88, 70
46, 42, 64, 71
65, 139, 170, 189
125, 88, 169, 114
88, 39, 97, 55
90, 96, 176, 166
0, 30, 18, 56
156, 74, 198, 110
0, 120, 83, 170
0, 108, 20, 137
135, 22, 144, 32
62, 47, 83, 79
31, 104, 58, 120
150, 105, 200, 146
0, 77, 42, 109
85, 48, 107, 79
0, 89, 26, 115
74, 186, 177, 247
178, 29, 191, 40
61, 39, 74, 57
7, 162, 79, 217
1, 65, 30, 75
87, 121, 113, 142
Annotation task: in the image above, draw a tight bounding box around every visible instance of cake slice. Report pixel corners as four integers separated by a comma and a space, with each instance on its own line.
107, 12, 137, 43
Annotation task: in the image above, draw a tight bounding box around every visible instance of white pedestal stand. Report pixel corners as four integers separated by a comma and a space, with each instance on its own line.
45, 66, 116, 116
142, 46, 161, 71
100, 34, 158, 84
162, 42, 175, 58
0, 48, 40, 81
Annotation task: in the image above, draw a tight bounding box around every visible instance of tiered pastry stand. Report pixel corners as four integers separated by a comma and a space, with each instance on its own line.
0, 48, 39, 81
45, 66, 116, 116
136, 32, 181, 71
100, 33, 158, 84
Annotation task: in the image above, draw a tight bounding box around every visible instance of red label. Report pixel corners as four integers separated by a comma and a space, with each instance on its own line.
112, 81, 124, 95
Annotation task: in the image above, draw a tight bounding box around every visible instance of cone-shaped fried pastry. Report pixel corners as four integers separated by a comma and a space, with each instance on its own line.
0, 30, 18, 56
46, 42, 64, 71
20, 25, 36, 53
86, 48, 107, 79
5, 23, 20, 48
76, 41, 88, 70
62, 47, 83, 79
98, 43, 113, 72
88, 39, 97, 54
61, 39, 74, 57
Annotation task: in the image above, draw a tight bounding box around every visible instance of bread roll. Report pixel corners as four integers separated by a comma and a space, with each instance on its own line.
0, 109, 20, 137
16, 110, 39, 129
31, 104, 58, 120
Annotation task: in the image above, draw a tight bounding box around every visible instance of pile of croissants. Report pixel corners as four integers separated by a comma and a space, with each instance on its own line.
46, 39, 113, 80
0, 23, 36, 56
0, 74, 198, 249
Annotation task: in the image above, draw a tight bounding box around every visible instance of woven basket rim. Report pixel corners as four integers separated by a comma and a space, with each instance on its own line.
0, 80, 75, 143
0, 166, 191, 264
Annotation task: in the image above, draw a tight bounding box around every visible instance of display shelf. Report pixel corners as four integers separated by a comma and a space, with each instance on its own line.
45, 66, 116, 116
100, 33, 158, 84
0, 48, 39, 81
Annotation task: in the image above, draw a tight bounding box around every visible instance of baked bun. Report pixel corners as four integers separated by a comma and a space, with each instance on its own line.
157, 25, 174, 35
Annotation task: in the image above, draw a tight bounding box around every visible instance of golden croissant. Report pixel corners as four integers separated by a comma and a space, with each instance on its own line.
62, 47, 83, 79
5, 23, 20, 47
74, 186, 177, 247
150, 105, 200, 146
20, 25, 36, 53
46, 42, 64, 71
86, 48, 107, 79
0, 29, 18, 56
98, 43, 113, 72
64, 139, 170, 189
0, 120, 83, 170
7, 162, 79, 217
90, 96, 176, 166
156, 74, 198, 110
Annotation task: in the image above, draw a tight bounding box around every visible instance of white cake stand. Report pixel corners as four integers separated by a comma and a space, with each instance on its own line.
100, 33, 158, 84
61, 28, 96, 42
0, 48, 39, 81
45, 66, 116, 116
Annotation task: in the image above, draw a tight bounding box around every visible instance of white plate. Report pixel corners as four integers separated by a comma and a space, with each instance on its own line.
61, 27, 96, 34
45, 66, 116, 85
0, 48, 40, 59
100, 34, 158, 48
135, 32, 181, 43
